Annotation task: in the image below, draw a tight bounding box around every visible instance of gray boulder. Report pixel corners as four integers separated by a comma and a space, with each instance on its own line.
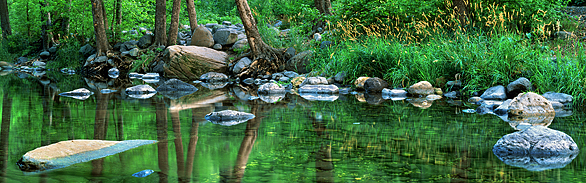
298, 85, 339, 94
494, 99, 513, 116
200, 72, 228, 83
508, 92, 555, 116
213, 44, 222, 50
480, 85, 506, 100
221, 21, 232, 26
40, 51, 50, 58
138, 34, 154, 48
233, 57, 252, 74
507, 77, 533, 98
382, 88, 407, 100
258, 83, 286, 95
542, 92, 572, 105
231, 39, 248, 51
300, 93, 339, 102
334, 72, 347, 83
79, 44, 96, 57
300, 77, 328, 87
364, 77, 388, 93
285, 50, 312, 74
283, 71, 299, 78
408, 81, 434, 96
129, 48, 139, 57
190, 25, 214, 47
284, 47, 296, 61
493, 126, 578, 156
213, 28, 239, 45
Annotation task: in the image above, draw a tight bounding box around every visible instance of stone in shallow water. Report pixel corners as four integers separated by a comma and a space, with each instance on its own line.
132, 169, 155, 178
17, 140, 156, 173
59, 88, 94, 100
205, 110, 255, 126
126, 85, 157, 99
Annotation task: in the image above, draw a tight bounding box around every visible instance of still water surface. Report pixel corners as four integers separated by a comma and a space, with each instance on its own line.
0, 73, 585, 182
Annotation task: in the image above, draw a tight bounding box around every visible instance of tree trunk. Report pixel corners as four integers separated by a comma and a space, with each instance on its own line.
185, 0, 198, 33
91, 0, 110, 56
167, 0, 181, 46
312, 0, 331, 34
0, 0, 11, 39
154, 0, 167, 46
324, 0, 332, 15
41, 0, 52, 51
101, 1, 109, 31
235, 0, 285, 78
453, 0, 469, 24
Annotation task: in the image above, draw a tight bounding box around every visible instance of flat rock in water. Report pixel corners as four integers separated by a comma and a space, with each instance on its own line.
300, 77, 328, 87
17, 140, 156, 173
382, 88, 407, 98
205, 110, 255, 126
59, 88, 94, 100
133, 169, 155, 178
298, 85, 339, 94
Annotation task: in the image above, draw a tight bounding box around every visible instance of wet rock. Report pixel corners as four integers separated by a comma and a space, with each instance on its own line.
213, 28, 239, 45
141, 73, 160, 83
476, 103, 494, 115
291, 76, 305, 87
129, 72, 143, 79
138, 34, 154, 48
191, 25, 215, 47
33, 61, 46, 67
59, 88, 94, 100
17, 140, 156, 173
126, 85, 157, 99
279, 77, 290, 82
444, 91, 458, 98
232, 57, 251, 74
100, 89, 118, 94
508, 92, 555, 116
285, 50, 312, 74
506, 115, 553, 130
494, 99, 513, 116
408, 81, 434, 95
283, 71, 299, 78
129, 48, 139, 57
271, 73, 284, 80
300, 77, 328, 87
156, 79, 199, 99
468, 97, 483, 104
364, 77, 388, 93
326, 77, 335, 84
480, 85, 506, 100
258, 83, 286, 94
205, 110, 255, 126
17, 57, 28, 64
382, 88, 407, 98
298, 85, 339, 94
507, 77, 533, 98
200, 72, 228, 83
354, 77, 370, 90
555, 108, 573, 118
164, 46, 227, 80
108, 68, 119, 79
79, 44, 96, 57
542, 92, 572, 106
434, 88, 443, 95
213, 43, 222, 50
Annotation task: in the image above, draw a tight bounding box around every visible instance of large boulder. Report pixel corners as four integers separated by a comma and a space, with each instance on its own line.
354, 77, 370, 90
191, 25, 214, 47
364, 77, 388, 93
480, 85, 506, 100
285, 50, 312, 74
163, 46, 227, 80
138, 34, 154, 48
232, 57, 252, 74
300, 77, 328, 87
508, 92, 555, 116
17, 140, 156, 172
213, 28, 239, 45
507, 77, 533, 98
493, 126, 578, 156
408, 81, 434, 96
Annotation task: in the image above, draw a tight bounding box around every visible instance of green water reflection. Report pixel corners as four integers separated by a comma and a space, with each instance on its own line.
1, 74, 586, 183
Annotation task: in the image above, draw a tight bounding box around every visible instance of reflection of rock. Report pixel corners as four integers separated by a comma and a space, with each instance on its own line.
382, 88, 407, 100
493, 126, 578, 156
156, 79, 199, 99
17, 140, 156, 173
259, 93, 286, 103
506, 115, 554, 130
298, 85, 339, 94
493, 153, 578, 172
200, 82, 228, 90
365, 93, 384, 105
300, 93, 339, 101
126, 85, 157, 99
258, 83, 286, 94
59, 88, 94, 100
100, 89, 118, 94
205, 110, 255, 126
132, 169, 155, 178
168, 89, 227, 111
407, 98, 432, 109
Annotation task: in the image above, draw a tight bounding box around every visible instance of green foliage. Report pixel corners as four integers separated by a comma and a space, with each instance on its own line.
48, 38, 83, 70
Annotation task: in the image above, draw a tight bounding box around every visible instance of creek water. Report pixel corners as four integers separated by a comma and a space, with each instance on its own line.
0, 73, 585, 183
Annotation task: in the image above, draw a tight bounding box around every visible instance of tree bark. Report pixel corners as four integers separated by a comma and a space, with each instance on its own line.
154, 0, 167, 46
91, 0, 110, 56
453, 0, 469, 24
41, 0, 52, 51
101, 1, 109, 31
0, 0, 11, 39
167, 0, 181, 46
324, 0, 332, 15
235, 0, 285, 78
185, 0, 198, 33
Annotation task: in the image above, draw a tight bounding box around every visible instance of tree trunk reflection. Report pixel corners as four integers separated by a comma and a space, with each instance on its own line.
0, 93, 12, 183
312, 112, 334, 183
91, 92, 110, 181
184, 108, 200, 182
156, 99, 169, 183
171, 110, 186, 182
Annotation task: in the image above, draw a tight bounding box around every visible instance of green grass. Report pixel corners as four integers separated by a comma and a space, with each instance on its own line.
309, 32, 586, 105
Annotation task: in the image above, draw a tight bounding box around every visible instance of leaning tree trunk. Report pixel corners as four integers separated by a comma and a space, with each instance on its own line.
0, 0, 11, 39
154, 0, 167, 47
167, 0, 181, 46
185, 0, 198, 33
91, 0, 110, 56
235, 0, 285, 78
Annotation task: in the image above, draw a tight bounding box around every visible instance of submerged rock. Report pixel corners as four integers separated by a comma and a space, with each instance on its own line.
205, 110, 255, 126
17, 140, 156, 173
156, 79, 199, 99
200, 82, 228, 90
59, 88, 94, 100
